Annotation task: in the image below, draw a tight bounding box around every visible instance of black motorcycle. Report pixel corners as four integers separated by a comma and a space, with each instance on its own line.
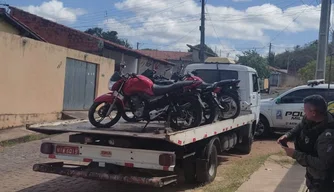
122, 69, 241, 124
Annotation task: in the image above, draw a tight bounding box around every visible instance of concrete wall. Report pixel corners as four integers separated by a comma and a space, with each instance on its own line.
0, 32, 114, 129
103, 49, 138, 74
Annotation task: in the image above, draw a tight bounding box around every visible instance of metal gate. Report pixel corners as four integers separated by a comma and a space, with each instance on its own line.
63, 58, 97, 110
269, 73, 280, 87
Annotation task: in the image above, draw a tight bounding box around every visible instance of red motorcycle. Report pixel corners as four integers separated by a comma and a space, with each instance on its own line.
88, 72, 204, 131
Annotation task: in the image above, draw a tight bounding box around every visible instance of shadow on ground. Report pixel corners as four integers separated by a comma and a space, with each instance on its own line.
274, 162, 305, 192
18, 156, 231, 192
17, 175, 200, 192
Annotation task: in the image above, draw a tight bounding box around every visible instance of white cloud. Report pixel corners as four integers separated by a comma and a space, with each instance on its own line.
104, 0, 321, 52
20, 0, 85, 24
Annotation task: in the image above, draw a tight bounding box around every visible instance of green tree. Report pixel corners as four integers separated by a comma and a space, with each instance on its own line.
298, 56, 334, 82
237, 50, 270, 78
84, 27, 132, 49
272, 40, 318, 74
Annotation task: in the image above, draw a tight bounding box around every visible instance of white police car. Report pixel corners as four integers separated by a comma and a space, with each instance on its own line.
256, 79, 334, 137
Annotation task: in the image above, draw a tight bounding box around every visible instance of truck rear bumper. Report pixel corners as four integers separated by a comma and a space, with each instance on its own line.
33, 162, 178, 187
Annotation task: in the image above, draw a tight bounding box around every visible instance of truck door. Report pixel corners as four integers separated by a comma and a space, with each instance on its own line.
250, 72, 260, 123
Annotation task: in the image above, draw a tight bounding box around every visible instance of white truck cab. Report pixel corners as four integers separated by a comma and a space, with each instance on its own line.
257, 79, 334, 137
183, 58, 261, 125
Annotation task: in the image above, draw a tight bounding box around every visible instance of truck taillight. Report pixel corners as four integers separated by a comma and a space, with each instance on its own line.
40, 142, 54, 154
159, 154, 175, 166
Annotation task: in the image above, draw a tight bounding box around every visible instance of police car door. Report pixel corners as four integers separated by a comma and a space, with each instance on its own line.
271, 89, 313, 128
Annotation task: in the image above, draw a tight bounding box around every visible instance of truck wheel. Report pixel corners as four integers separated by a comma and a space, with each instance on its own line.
236, 124, 253, 154
196, 144, 218, 184
255, 116, 271, 138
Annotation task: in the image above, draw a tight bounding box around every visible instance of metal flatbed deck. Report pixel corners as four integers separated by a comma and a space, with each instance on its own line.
27, 112, 255, 146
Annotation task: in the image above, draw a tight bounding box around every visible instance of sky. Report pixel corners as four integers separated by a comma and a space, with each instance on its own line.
1, 0, 328, 58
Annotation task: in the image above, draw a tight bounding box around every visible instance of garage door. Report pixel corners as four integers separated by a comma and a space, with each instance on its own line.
63, 58, 97, 110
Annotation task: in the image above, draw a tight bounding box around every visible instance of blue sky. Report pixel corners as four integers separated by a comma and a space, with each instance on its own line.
3, 0, 325, 58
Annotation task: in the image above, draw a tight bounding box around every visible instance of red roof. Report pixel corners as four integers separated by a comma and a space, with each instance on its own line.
137, 50, 192, 61
7, 6, 174, 66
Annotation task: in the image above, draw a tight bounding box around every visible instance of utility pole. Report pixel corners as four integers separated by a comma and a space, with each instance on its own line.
268, 42, 272, 65
315, 0, 332, 80
328, 30, 334, 92
199, 0, 206, 62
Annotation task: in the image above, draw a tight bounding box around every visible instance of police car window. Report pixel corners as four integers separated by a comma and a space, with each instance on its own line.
281, 89, 316, 103
312, 89, 334, 102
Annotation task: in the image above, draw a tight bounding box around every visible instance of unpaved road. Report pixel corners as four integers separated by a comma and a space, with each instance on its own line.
0, 133, 284, 192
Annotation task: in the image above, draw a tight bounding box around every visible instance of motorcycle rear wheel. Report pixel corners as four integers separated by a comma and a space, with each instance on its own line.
88, 101, 123, 128
170, 97, 203, 130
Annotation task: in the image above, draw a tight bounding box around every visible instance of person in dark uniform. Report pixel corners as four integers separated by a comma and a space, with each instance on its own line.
277, 95, 334, 192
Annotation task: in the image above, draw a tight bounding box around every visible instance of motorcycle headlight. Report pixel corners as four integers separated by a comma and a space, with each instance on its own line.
108, 81, 115, 91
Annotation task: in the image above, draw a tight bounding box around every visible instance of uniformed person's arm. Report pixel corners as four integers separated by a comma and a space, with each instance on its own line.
285, 117, 305, 140
292, 131, 334, 170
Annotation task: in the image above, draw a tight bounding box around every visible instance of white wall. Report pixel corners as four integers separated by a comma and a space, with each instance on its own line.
103, 49, 138, 73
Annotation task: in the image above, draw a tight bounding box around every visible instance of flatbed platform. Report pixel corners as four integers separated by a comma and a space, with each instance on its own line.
27, 112, 255, 146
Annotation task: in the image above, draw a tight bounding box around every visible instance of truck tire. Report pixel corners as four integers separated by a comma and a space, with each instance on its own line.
255, 116, 271, 138
196, 143, 218, 184
236, 123, 253, 154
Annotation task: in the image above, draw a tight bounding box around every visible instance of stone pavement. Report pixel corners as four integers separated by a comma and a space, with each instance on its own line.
236, 155, 307, 192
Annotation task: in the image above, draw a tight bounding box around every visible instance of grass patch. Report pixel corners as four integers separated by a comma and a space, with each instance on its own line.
275, 158, 295, 165
197, 154, 273, 192
0, 134, 50, 148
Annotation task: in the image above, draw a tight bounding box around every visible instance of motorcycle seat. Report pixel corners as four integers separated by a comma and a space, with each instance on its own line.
152, 81, 194, 95
153, 79, 175, 85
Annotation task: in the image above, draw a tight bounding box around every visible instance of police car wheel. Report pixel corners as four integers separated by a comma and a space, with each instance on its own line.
255, 116, 271, 138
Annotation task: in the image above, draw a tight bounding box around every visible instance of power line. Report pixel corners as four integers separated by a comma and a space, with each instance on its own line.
206, 7, 233, 54
269, 2, 315, 43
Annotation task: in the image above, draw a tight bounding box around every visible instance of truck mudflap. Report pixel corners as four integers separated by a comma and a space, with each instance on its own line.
32, 162, 178, 187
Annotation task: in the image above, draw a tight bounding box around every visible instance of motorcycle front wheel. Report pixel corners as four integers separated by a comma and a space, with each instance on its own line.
170, 97, 203, 130
88, 101, 123, 128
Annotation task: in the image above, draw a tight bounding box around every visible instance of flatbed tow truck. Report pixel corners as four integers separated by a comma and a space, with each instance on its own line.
27, 60, 260, 187
27, 111, 256, 187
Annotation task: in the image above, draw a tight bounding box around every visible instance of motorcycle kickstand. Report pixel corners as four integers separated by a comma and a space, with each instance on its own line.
141, 121, 150, 133
163, 111, 174, 134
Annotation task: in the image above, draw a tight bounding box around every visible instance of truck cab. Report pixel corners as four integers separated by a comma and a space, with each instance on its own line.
183, 58, 261, 125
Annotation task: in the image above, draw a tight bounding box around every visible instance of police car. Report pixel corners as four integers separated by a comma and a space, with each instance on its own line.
256, 79, 334, 137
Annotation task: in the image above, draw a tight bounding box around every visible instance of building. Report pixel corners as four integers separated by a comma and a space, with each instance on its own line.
137, 50, 193, 72
268, 66, 302, 87
0, 6, 175, 77
137, 44, 217, 73
0, 31, 115, 129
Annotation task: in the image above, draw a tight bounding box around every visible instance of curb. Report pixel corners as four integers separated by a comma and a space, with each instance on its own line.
0, 133, 47, 147
297, 179, 307, 192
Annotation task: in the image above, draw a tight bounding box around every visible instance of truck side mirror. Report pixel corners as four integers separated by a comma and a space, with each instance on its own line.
276, 98, 281, 104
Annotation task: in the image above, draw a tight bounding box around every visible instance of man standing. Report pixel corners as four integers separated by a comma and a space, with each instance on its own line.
278, 95, 334, 192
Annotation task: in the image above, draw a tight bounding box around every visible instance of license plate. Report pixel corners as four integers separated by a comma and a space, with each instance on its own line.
55, 145, 79, 155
